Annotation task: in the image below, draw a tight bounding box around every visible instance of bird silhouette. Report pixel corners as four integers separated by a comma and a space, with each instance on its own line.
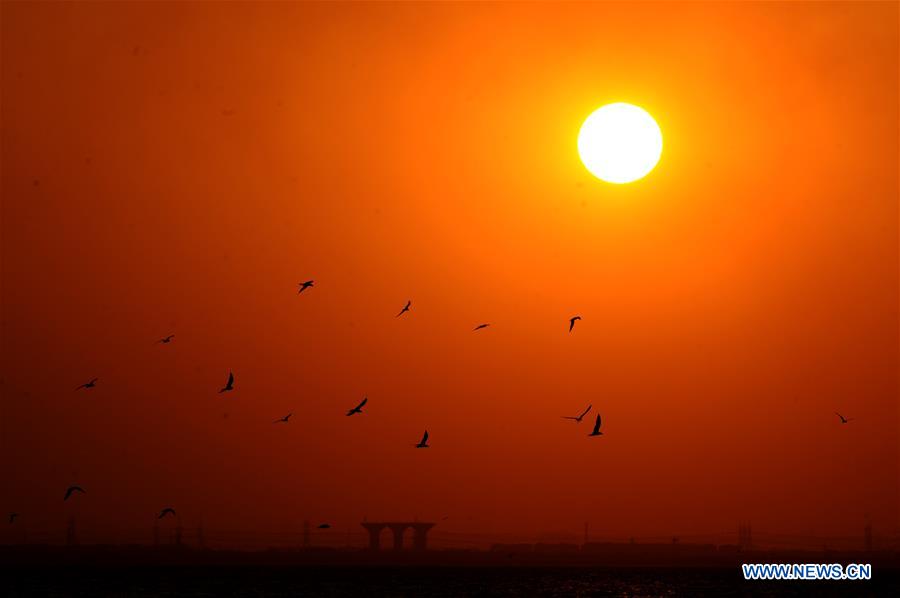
835, 412, 854, 424
317, 523, 331, 529
8, 513, 18, 524
75, 378, 97, 391
346, 397, 367, 416
562, 404, 592, 423
219, 371, 234, 393
298, 280, 315, 294
158, 334, 175, 344
396, 300, 411, 317
64, 485, 86, 501
158, 508, 176, 519
416, 430, 430, 448
569, 316, 582, 333
473, 323, 490, 331
274, 413, 292, 424
588, 414, 603, 437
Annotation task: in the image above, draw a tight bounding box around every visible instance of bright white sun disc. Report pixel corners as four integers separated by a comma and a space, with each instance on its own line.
577, 103, 662, 184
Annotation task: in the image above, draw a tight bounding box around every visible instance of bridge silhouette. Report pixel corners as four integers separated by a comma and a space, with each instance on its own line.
361, 521, 436, 551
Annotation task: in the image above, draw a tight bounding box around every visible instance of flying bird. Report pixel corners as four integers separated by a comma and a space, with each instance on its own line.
835, 412, 854, 424
346, 397, 367, 416
75, 378, 98, 391
8, 513, 18, 524
64, 485, 86, 501
219, 371, 234, 393
396, 300, 411, 317
416, 430, 430, 448
298, 280, 315, 294
158, 334, 175, 344
158, 508, 176, 519
569, 316, 582, 333
274, 413, 292, 424
473, 324, 490, 331
317, 523, 331, 529
562, 404, 592, 423
588, 414, 603, 437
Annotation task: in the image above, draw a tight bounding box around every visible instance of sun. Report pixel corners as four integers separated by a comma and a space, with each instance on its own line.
577, 103, 662, 184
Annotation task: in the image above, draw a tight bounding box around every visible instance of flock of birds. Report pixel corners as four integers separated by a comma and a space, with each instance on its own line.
6, 279, 855, 529
208, 285, 596, 449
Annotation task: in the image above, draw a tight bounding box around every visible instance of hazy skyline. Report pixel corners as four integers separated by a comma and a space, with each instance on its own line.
1, 1, 897, 547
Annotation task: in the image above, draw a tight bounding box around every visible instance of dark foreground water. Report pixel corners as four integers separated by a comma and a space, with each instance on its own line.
4, 566, 900, 597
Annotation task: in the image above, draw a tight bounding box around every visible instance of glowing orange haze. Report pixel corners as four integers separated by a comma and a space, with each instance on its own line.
1, 1, 897, 547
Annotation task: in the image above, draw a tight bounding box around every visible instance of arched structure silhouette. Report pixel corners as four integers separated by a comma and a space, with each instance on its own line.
361, 521, 436, 551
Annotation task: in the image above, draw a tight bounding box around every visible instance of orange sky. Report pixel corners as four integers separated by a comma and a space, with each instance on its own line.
1, 1, 898, 547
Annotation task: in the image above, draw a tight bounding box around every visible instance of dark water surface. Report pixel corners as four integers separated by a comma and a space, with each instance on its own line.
4, 566, 899, 597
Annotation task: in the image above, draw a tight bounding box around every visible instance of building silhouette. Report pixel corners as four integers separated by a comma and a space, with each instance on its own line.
361, 521, 435, 551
